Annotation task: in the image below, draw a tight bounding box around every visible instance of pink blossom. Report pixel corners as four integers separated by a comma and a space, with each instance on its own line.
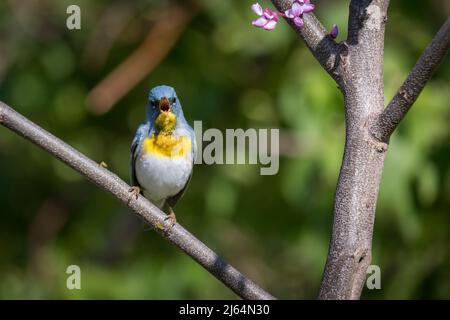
251, 3, 281, 31
285, 0, 315, 28
251, 1, 316, 31
329, 24, 339, 39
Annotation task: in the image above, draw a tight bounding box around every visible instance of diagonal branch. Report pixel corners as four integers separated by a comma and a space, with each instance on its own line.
0, 101, 275, 300
270, 0, 343, 85
371, 17, 450, 142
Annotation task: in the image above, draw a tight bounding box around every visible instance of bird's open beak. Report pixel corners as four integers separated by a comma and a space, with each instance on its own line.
159, 97, 170, 112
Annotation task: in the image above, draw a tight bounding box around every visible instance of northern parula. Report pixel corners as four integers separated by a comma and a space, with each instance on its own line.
130, 85, 196, 227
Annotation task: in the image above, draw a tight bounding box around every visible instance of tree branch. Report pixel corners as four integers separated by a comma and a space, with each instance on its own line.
0, 101, 275, 300
371, 17, 450, 142
271, 0, 344, 85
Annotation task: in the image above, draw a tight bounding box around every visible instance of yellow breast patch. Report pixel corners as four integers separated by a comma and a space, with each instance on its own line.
143, 133, 192, 158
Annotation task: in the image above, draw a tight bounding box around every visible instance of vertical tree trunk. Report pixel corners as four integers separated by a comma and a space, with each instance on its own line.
319, 0, 390, 299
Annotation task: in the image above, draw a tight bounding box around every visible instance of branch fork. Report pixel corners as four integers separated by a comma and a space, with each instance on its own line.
271, 0, 449, 299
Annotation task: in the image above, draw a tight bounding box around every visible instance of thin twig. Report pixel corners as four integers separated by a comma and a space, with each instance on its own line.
371, 17, 450, 142
271, 0, 343, 85
0, 101, 275, 300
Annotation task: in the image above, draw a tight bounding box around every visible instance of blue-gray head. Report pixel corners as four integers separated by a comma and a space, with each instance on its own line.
147, 85, 184, 123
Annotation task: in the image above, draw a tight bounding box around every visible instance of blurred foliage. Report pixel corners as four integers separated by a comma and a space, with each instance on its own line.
0, 0, 449, 299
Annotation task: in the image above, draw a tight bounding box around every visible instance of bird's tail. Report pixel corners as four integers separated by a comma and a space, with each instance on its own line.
142, 191, 165, 209
156, 199, 166, 209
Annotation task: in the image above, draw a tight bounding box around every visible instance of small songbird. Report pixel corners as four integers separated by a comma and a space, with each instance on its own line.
130, 85, 196, 227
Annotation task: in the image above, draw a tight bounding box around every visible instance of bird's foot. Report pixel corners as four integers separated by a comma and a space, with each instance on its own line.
164, 207, 177, 230
128, 186, 141, 200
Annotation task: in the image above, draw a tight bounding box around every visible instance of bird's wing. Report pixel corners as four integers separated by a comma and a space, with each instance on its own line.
166, 126, 196, 208
166, 171, 193, 209
130, 122, 150, 188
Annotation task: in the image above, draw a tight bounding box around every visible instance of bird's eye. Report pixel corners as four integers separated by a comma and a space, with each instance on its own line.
172, 97, 177, 105
151, 101, 157, 108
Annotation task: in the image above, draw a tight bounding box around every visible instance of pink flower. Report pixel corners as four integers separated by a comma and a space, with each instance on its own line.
250, 1, 316, 31
251, 3, 280, 31
329, 24, 339, 39
285, 0, 315, 28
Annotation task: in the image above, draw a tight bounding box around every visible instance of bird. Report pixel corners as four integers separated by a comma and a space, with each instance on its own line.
130, 85, 196, 228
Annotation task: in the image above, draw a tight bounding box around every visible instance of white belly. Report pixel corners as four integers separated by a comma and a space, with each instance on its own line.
135, 152, 193, 207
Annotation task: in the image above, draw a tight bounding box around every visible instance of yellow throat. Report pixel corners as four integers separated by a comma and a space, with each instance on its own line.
155, 111, 176, 134
143, 111, 191, 158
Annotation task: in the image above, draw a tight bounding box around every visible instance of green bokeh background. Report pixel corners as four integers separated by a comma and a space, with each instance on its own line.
0, 0, 449, 299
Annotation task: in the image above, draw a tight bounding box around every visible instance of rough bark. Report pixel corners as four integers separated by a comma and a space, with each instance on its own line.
272, 0, 391, 299
272, 0, 448, 299
318, 0, 390, 300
